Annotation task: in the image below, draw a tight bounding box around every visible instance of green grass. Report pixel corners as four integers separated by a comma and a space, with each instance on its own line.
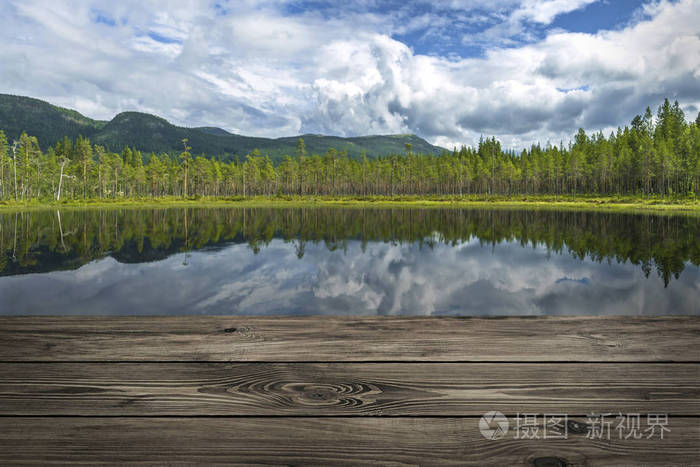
1, 194, 699, 214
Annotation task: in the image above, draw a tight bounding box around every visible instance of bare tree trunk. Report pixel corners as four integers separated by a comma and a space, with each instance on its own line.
12, 142, 18, 201
57, 160, 67, 201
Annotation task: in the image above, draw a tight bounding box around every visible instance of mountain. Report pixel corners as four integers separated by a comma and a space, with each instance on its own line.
0, 94, 107, 144
0, 94, 446, 161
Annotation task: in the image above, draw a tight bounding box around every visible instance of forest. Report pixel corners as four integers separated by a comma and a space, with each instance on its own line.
0, 99, 699, 201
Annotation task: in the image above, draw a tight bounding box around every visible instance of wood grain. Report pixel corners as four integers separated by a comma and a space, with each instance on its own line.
2, 316, 698, 464
1, 316, 699, 361
1, 362, 699, 416
0, 417, 697, 466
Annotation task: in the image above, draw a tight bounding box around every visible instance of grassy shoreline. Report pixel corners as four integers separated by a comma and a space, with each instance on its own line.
1, 195, 699, 213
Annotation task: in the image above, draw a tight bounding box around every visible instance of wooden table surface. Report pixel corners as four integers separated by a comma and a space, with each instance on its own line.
1, 316, 699, 465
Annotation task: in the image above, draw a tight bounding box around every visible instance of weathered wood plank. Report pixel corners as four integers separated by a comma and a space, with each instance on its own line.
1, 362, 698, 416
1, 316, 698, 361
1, 417, 697, 466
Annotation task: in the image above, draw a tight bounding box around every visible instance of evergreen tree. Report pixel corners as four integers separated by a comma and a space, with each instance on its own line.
179, 139, 192, 197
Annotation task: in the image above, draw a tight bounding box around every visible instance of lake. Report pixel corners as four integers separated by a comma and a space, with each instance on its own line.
0, 207, 698, 316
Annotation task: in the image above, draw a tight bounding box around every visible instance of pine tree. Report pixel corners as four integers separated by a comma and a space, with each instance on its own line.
296, 137, 306, 158
0, 130, 7, 200
179, 139, 192, 197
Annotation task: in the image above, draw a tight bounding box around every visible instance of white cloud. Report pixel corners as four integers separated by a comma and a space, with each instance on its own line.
0, 0, 699, 149
514, 0, 599, 24
466, 0, 600, 47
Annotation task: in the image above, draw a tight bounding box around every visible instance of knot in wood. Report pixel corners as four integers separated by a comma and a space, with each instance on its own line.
533, 457, 568, 467
300, 385, 338, 402
567, 419, 589, 434
285, 383, 365, 407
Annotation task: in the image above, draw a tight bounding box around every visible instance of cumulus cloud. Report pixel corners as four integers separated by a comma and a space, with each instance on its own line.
0, 0, 698, 149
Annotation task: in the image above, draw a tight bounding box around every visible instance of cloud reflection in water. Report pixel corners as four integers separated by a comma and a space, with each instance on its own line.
1, 237, 698, 316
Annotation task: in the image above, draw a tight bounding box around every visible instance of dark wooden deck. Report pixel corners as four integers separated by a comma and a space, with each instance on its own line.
1, 316, 699, 465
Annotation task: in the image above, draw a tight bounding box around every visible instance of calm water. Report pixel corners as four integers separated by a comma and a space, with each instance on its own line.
0, 207, 698, 316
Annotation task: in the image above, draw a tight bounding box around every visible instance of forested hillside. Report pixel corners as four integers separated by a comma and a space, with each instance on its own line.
0, 98, 698, 200
0, 94, 107, 144
0, 94, 444, 161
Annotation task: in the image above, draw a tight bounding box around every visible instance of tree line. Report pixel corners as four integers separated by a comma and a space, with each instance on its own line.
0, 98, 699, 200
2, 207, 697, 285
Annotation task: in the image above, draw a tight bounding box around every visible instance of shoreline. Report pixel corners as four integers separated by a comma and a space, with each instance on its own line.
1, 195, 699, 213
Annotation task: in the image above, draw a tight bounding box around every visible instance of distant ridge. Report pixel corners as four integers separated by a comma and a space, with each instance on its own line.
0, 93, 446, 161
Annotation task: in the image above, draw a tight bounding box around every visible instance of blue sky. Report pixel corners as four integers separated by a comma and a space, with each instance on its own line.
0, 0, 698, 149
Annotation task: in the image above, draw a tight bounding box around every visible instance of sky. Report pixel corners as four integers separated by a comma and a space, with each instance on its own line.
1, 0, 699, 149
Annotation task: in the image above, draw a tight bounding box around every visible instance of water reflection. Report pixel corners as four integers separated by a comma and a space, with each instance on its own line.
0, 207, 698, 315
